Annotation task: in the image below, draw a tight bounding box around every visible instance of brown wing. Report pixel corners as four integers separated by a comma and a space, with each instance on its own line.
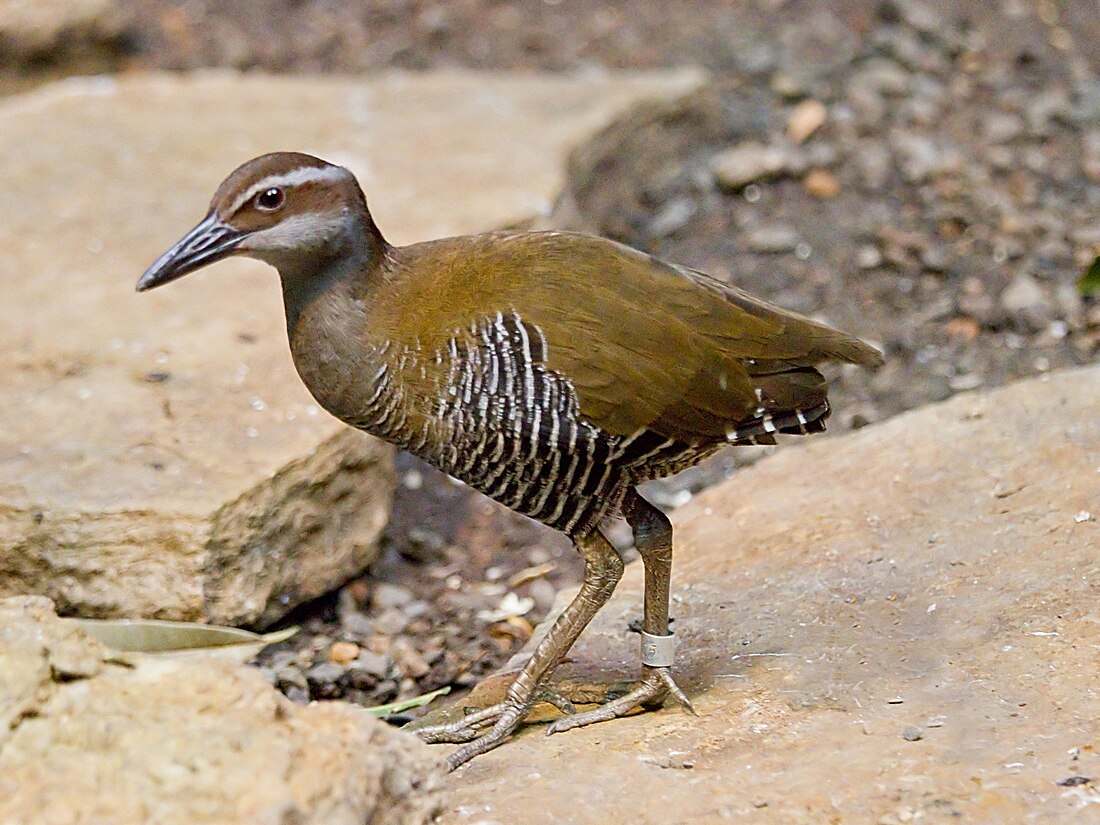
382, 231, 882, 440
519, 234, 880, 439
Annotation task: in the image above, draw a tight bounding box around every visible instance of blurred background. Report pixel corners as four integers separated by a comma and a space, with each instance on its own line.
3, 0, 1097, 714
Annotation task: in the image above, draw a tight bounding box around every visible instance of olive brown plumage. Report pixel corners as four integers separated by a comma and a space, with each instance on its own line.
138, 151, 883, 770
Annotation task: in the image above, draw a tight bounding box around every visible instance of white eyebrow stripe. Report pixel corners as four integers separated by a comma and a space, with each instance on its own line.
227, 165, 348, 215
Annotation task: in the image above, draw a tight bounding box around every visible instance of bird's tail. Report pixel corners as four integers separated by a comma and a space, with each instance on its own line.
725, 364, 832, 445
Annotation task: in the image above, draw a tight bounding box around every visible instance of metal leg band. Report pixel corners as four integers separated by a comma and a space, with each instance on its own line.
641, 630, 676, 667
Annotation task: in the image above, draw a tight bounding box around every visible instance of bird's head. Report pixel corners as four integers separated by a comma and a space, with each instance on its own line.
136, 152, 382, 291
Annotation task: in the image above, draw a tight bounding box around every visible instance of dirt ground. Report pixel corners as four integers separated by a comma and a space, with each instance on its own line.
5, 1, 1097, 716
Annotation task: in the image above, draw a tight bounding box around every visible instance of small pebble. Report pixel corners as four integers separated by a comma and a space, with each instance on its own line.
902, 725, 924, 741
349, 650, 390, 681
374, 607, 410, 636
341, 611, 374, 637
803, 168, 840, 198
856, 245, 883, 270
329, 641, 360, 665
711, 142, 792, 190
746, 224, 801, 253
787, 98, 828, 144
372, 582, 414, 610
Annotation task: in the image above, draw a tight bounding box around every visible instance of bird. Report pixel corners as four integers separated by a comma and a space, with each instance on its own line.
137, 151, 882, 770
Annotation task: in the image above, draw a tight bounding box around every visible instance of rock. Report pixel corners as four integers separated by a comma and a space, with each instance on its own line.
372, 582, 415, 611
341, 611, 376, 638
851, 58, 911, 97
745, 224, 802, 253
918, 242, 950, 272
329, 641, 360, 665
1025, 88, 1071, 135
431, 366, 1100, 824
306, 662, 346, 698
890, 131, 960, 182
711, 141, 793, 190
1000, 271, 1055, 328
895, 0, 943, 35
0, 70, 703, 626
982, 111, 1025, 144
803, 168, 840, 199
855, 143, 893, 190
351, 650, 392, 682
855, 244, 884, 269
0, 0, 127, 60
375, 608, 410, 636
0, 596, 443, 824
787, 98, 827, 144
645, 196, 696, 238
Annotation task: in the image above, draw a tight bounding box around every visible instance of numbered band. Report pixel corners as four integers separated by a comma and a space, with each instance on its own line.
640, 630, 676, 667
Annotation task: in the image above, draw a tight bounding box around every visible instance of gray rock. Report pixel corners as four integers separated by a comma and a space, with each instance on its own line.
856, 144, 893, 190
902, 725, 924, 742
351, 651, 392, 682
646, 197, 697, 238
1025, 88, 1071, 135
919, 243, 950, 273
745, 224, 802, 253
341, 611, 376, 638
890, 131, 960, 182
847, 81, 886, 127
897, 0, 943, 35
372, 582, 415, 611
711, 142, 794, 190
1001, 271, 1055, 328
1071, 80, 1100, 125
851, 58, 911, 96
306, 661, 346, 686
982, 112, 1025, 144
375, 608, 411, 636
0, 596, 443, 825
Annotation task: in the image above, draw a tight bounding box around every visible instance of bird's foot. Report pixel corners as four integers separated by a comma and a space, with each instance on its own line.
545, 666, 694, 736
414, 686, 574, 744
435, 698, 532, 771
413, 686, 577, 770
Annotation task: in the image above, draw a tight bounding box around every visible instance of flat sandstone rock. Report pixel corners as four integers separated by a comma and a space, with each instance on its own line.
436, 366, 1100, 824
0, 0, 127, 59
0, 596, 443, 825
0, 69, 703, 625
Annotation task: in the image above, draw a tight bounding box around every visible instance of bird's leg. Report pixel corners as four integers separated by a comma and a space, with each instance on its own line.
546, 490, 693, 735
414, 529, 624, 770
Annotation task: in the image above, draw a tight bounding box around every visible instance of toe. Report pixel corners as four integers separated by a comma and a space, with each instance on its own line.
445, 702, 531, 770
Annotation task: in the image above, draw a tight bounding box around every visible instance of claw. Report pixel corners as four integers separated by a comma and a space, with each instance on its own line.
655, 667, 696, 714
537, 686, 577, 716
545, 666, 691, 736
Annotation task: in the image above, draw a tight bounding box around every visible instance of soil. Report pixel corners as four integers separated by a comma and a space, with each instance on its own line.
4, 1, 1097, 716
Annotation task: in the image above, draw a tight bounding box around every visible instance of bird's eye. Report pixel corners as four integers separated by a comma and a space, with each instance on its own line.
255, 187, 285, 211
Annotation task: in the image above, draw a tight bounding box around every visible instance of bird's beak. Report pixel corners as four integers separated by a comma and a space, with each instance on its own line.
136, 212, 245, 292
